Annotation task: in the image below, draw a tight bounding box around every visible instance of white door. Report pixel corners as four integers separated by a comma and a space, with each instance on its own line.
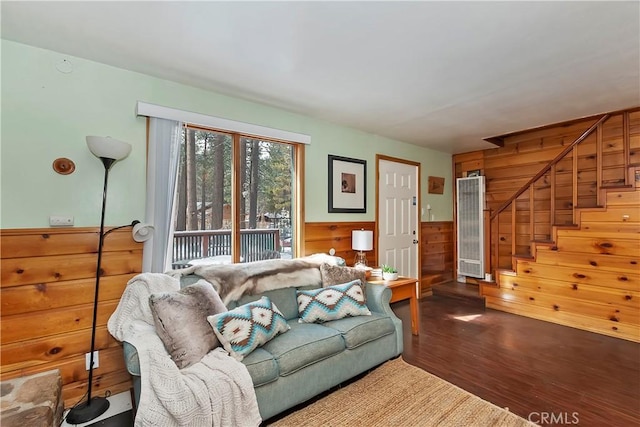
378, 158, 419, 279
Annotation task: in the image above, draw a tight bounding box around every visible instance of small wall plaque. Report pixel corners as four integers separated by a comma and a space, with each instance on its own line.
428, 176, 445, 194
52, 158, 76, 175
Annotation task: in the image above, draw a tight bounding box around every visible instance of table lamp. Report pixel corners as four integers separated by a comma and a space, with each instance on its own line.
352, 229, 373, 268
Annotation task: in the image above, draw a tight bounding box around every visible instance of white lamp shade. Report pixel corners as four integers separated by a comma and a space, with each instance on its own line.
132, 223, 154, 242
86, 136, 132, 160
352, 230, 373, 251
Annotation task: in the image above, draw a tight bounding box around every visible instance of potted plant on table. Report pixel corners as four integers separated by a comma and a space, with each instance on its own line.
381, 265, 398, 281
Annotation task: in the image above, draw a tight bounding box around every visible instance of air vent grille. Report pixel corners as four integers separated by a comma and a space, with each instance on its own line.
456, 176, 485, 278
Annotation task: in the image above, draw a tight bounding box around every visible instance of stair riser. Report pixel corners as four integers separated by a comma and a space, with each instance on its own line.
497, 274, 639, 310
485, 297, 639, 343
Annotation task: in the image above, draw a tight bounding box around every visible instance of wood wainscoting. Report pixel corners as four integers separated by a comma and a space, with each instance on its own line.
305, 221, 454, 297
303, 222, 377, 267
0, 227, 142, 407
420, 221, 453, 296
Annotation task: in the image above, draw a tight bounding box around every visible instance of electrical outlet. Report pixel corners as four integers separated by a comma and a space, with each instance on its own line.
49, 215, 74, 226
85, 351, 99, 370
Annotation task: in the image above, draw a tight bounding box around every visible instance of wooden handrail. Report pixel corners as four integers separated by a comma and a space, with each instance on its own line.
490, 114, 610, 220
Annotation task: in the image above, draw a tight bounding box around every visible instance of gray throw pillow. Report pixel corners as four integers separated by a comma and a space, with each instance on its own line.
320, 263, 367, 300
149, 280, 227, 369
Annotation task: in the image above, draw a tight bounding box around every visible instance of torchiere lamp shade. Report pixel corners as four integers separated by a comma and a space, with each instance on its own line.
86, 136, 132, 161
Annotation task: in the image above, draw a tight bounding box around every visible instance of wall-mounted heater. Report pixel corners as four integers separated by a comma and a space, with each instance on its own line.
456, 176, 485, 278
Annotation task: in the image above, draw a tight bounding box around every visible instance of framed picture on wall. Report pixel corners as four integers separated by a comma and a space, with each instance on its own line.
328, 155, 367, 213
428, 176, 445, 194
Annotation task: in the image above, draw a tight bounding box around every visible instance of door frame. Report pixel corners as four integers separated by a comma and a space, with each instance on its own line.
376, 154, 422, 281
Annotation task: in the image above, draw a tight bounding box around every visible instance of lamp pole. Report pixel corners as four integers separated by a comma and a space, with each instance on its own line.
66, 158, 115, 424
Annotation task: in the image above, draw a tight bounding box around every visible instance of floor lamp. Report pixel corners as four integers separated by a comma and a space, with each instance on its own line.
66, 136, 150, 424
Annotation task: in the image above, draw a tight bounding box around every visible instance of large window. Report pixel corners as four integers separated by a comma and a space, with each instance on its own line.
171, 125, 301, 267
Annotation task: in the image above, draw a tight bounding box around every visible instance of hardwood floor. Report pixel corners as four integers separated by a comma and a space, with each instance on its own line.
393, 295, 640, 427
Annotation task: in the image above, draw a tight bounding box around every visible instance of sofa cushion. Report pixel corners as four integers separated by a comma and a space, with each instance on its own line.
322, 313, 396, 349
235, 287, 299, 321
297, 280, 370, 323
320, 263, 366, 295
208, 296, 290, 361
261, 321, 345, 376
149, 280, 227, 369
242, 348, 279, 387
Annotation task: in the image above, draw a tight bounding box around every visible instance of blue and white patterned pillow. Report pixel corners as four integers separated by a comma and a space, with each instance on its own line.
208, 296, 290, 361
297, 280, 371, 323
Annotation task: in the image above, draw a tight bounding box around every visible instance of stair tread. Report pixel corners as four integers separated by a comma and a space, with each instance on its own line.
601, 184, 634, 189
497, 270, 517, 276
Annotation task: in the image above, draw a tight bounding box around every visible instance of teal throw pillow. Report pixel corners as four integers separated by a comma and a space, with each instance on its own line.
208, 296, 289, 361
297, 280, 371, 323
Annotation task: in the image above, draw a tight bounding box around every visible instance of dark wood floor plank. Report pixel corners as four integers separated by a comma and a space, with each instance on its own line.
393, 295, 640, 427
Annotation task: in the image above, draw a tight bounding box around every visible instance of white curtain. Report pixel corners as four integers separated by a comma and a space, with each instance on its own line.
142, 118, 182, 272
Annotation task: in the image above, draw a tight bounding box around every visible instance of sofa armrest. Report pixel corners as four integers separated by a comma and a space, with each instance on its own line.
365, 282, 392, 314
365, 282, 404, 355
123, 341, 141, 376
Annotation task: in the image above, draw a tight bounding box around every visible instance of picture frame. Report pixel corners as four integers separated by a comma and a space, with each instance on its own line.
328, 155, 367, 213
428, 176, 445, 194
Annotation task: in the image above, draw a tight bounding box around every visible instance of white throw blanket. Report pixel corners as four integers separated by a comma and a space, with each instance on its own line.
107, 273, 262, 427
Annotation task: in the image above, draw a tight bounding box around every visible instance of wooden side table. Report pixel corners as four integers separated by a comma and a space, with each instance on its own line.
368, 276, 420, 335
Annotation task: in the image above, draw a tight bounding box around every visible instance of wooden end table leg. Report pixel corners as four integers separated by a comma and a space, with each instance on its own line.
409, 291, 420, 335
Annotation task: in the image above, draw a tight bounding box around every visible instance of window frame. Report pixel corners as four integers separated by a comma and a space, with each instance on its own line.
180, 123, 305, 263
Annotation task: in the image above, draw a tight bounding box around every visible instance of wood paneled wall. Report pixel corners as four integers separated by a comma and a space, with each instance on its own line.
304, 222, 376, 267
420, 221, 453, 295
454, 108, 640, 270
0, 227, 142, 407
305, 221, 454, 296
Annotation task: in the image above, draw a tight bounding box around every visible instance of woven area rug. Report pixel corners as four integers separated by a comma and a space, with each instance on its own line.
268, 357, 536, 427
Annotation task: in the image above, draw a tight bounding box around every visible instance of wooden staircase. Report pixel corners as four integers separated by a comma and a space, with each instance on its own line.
480, 109, 640, 342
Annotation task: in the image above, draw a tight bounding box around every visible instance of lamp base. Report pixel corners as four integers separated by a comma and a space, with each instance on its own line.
354, 251, 368, 268
66, 396, 110, 424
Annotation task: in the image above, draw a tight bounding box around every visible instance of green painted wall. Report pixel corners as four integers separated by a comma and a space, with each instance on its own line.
1, 40, 453, 229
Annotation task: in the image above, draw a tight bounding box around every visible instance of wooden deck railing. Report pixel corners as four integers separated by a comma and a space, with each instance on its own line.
172, 228, 281, 266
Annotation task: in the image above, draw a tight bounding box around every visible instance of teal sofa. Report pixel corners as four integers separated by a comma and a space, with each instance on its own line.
123, 280, 403, 422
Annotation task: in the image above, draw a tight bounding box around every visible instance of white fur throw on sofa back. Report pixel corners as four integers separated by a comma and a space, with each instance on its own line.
167, 254, 343, 305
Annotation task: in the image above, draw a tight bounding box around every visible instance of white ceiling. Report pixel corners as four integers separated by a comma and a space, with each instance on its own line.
2, 1, 639, 154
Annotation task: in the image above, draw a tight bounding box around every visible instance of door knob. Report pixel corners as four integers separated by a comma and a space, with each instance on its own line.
413, 239, 419, 244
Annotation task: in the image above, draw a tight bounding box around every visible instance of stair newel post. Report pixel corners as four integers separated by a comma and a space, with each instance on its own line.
572, 145, 578, 224
597, 123, 604, 206
529, 183, 535, 256
493, 214, 499, 276
623, 112, 631, 186
550, 164, 556, 230
511, 202, 517, 271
